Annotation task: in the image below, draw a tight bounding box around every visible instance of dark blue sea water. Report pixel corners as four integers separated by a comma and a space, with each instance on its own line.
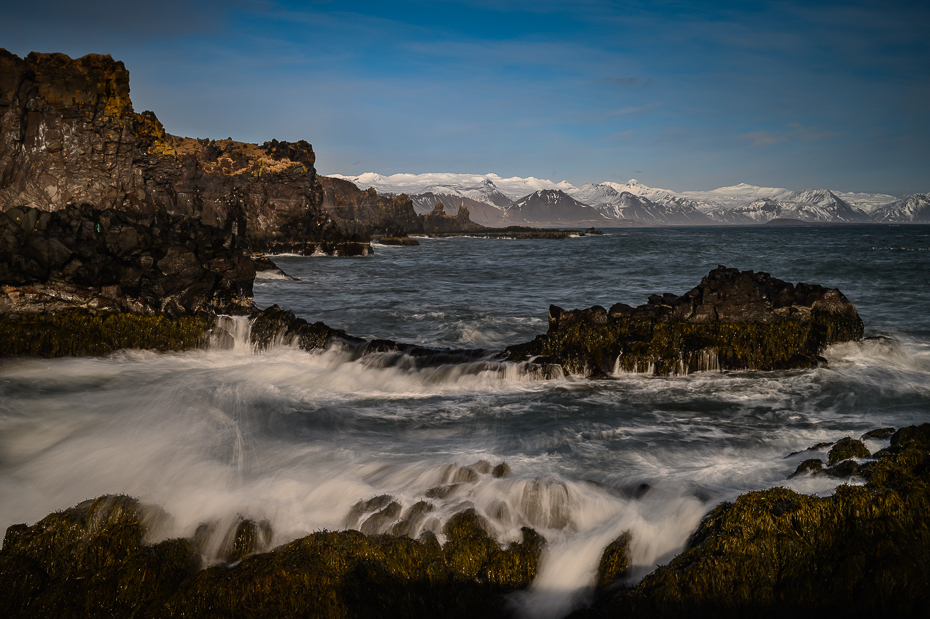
2, 225, 928, 617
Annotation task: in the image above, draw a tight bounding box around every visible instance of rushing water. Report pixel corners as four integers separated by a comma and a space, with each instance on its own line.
2, 225, 929, 617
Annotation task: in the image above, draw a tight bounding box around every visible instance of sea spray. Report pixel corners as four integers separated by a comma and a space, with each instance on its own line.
3, 227, 930, 617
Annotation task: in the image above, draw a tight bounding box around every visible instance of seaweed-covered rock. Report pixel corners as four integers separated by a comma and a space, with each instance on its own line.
596, 531, 632, 590
861, 427, 895, 441
0, 495, 200, 618
1, 499, 546, 618
508, 266, 864, 377
828, 437, 871, 465
581, 423, 930, 618
788, 458, 825, 478
0, 310, 213, 357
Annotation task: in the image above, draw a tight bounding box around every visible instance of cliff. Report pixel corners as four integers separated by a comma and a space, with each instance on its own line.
0, 49, 369, 256
421, 203, 488, 234
320, 176, 423, 236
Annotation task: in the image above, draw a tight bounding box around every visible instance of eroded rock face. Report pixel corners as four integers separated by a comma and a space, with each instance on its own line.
421, 203, 487, 235
321, 176, 423, 237
0, 50, 369, 256
0, 204, 254, 318
507, 266, 864, 376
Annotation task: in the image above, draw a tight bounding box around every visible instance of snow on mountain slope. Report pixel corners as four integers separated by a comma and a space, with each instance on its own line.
833, 191, 898, 214
678, 183, 794, 208
328, 171, 928, 225
509, 189, 610, 225
328, 172, 574, 201
872, 194, 930, 222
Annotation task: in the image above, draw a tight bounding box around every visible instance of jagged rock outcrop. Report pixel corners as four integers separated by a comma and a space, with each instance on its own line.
507, 266, 864, 376
0, 49, 369, 256
420, 203, 488, 235
320, 176, 423, 236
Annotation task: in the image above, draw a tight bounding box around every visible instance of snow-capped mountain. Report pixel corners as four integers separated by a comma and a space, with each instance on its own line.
703, 189, 870, 223
326, 171, 928, 226
508, 190, 610, 226
833, 190, 899, 214
566, 183, 711, 224
872, 194, 930, 223
678, 183, 795, 207
420, 179, 513, 208
328, 172, 575, 201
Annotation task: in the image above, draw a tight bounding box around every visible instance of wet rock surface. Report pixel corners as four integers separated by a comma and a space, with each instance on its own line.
576, 423, 930, 618
0, 203, 255, 357
0, 499, 545, 619
507, 266, 865, 376
5, 425, 929, 618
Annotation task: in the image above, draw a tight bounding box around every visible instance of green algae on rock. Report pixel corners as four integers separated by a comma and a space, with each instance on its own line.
1, 500, 546, 619
507, 266, 865, 377
0, 309, 213, 357
579, 423, 930, 618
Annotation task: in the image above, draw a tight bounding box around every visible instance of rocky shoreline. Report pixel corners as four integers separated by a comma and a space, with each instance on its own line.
2, 423, 928, 618
1, 47, 919, 619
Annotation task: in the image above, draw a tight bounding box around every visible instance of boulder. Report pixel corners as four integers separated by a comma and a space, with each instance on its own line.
507, 266, 864, 376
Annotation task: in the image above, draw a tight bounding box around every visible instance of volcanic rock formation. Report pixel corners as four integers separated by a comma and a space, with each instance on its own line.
0, 49, 395, 256
506, 266, 864, 376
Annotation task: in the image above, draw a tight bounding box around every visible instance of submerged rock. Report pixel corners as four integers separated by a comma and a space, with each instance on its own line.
507, 266, 864, 377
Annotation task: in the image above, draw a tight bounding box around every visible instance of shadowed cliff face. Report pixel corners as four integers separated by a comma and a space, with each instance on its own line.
0, 49, 371, 256
321, 176, 424, 236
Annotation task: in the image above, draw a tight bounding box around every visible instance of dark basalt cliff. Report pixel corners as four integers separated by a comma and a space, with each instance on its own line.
507, 266, 864, 376
0, 49, 371, 256
321, 176, 423, 237
0, 204, 255, 357
421, 203, 488, 235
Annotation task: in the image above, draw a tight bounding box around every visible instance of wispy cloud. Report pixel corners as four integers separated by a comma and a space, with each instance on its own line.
739, 131, 786, 148
741, 123, 842, 148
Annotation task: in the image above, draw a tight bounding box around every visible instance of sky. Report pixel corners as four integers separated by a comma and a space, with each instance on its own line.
2, 0, 928, 195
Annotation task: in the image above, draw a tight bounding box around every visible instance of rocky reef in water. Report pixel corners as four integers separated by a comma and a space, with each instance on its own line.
506, 266, 864, 377
0, 49, 399, 256
2, 424, 929, 618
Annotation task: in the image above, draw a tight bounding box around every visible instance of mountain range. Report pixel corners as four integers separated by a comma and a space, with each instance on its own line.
328, 173, 930, 226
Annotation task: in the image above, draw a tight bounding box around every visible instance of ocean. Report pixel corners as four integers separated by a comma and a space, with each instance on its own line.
2, 225, 928, 617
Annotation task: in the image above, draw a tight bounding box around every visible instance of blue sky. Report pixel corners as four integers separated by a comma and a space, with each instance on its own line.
2, 0, 928, 194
